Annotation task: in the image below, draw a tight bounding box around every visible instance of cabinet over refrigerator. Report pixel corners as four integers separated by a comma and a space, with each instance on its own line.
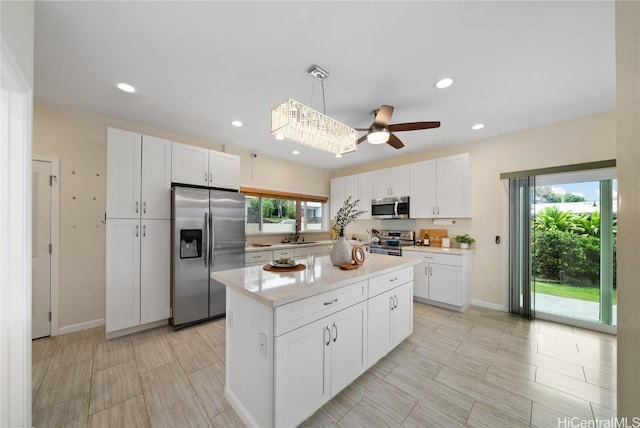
171, 186, 245, 329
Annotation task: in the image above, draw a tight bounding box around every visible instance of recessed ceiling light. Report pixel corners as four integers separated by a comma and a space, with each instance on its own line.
116, 82, 136, 93
335, 154, 343, 158
275, 134, 285, 140
231, 120, 243, 127
472, 123, 485, 130
435, 78, 454, 89
292, 150, 300, 155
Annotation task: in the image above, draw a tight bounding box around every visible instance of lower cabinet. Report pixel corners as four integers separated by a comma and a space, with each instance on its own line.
106, 219, 170, 333
368, 281, 413, 365
274, 301, 367, 427
403, 250, 473, 311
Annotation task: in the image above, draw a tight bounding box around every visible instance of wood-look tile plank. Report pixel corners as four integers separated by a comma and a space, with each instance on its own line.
383, 347, 443, 380
466, 400, 531, 428
195, 319, 226, 349
87, 395, 150, 428
32, 393, 89, 428
531, 401, 594, 428
435, 325, 500, 352
32, 357, 51, 395
128, 325, 171, 347
173, 338, 218, 375
133, 337, 176, 373
165, 326, 201, 348
49, 338, 94, 370
536, 367, 616, 411
336, 399, 403, 428
188, 362, 229, 420
435, 366, 533, 425
584, 366, 616, 391
412, 345, 489, 381
92, 336, 134, 372
383, 365, 473, 425
318, 383, 361, 423
139, 361, 195, 415
348, 372, 418, 424
367, 356, 398, 379
59, 327, 105, 345
33, 337, 60, 361
89, 360, 142, 415
148, 396, 213, 428
402, 400, 465, 428
33, 359, 92, 412
210, 407, 245, 428
299, 409, 340, 428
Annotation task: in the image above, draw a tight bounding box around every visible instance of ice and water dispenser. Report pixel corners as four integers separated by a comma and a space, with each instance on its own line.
180, 229, 202, 259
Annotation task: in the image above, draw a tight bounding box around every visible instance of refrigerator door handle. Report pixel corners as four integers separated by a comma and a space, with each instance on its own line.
203, 212, 208, 267
209, 211, 215, 267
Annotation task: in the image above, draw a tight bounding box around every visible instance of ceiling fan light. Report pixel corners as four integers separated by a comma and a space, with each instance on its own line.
367, 130, 390, 145
435, 78, 454, 89
472, 123, 485, 130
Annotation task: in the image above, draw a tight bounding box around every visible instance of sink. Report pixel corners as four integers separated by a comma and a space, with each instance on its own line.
291, 241, 317, 245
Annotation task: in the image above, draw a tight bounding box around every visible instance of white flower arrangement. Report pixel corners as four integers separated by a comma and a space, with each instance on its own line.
334, 196, 366, 237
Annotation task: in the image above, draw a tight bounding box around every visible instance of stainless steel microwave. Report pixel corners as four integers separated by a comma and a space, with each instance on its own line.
371, 196, 410, 219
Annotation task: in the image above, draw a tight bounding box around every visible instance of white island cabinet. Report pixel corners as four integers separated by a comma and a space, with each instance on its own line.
211, 254, 419, 428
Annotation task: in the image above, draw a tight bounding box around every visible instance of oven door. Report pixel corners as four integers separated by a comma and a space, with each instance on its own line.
370, 246, 403, 256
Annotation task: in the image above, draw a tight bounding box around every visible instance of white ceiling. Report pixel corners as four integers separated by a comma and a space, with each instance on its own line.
34, 1, 615, 171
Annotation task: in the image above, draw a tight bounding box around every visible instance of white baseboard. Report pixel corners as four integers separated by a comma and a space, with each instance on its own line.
57, 318, 105, 336
472, 299, 507, 312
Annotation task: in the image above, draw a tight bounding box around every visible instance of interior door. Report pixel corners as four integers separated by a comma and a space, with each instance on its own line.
32, 160, 51, 339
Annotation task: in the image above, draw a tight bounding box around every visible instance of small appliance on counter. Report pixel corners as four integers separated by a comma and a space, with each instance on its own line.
369, 230, 415, 256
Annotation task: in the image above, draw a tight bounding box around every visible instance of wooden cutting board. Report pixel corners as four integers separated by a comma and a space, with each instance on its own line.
418, 229, 448, 247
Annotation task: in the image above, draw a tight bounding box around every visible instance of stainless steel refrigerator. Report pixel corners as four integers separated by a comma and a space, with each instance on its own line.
171, 186, 245, 329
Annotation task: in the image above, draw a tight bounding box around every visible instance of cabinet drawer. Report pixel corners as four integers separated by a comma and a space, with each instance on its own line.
245, 250, 272, 265
368, 267, 412, 297
407, 252, 462, 267
274, 281, 367, 336
273, 249, 295, 259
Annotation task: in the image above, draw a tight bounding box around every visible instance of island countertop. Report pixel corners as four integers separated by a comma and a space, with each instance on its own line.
211, 253, 420, 308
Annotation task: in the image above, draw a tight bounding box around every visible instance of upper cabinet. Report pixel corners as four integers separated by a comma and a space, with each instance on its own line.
373, 165, 410, 199
107, 128, 171, 220
330, 174, 359, 219
358, 171, 374, 220
172, 142, 240, 190
410, 153, 472, 218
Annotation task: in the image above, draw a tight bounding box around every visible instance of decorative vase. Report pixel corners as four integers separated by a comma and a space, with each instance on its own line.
460, 243, 469, 249
330, 235, 352, 266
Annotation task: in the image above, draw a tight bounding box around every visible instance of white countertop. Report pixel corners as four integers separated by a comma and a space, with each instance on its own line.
212, 253, 419, 307
402, 245, 475, 255
245, 239, 365, 252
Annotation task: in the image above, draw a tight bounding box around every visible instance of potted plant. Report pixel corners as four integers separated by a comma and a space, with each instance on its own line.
330, 196, 365, 265
454, 234, 475, 249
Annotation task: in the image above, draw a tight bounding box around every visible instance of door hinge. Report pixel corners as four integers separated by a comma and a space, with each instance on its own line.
49, 312, 52, 322
49, 175, 57, 186
49, 243, 52, 254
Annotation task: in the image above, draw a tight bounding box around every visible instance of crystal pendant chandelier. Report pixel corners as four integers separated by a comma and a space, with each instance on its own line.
270, 66, 357, 156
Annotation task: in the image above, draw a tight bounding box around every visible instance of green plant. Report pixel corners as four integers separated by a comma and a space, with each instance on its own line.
454, 234, 475, 245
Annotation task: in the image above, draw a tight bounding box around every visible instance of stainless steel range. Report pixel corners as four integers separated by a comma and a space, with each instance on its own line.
369, 230, 415, 256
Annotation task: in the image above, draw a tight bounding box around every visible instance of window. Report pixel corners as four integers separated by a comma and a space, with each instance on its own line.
242, 188, 328, 233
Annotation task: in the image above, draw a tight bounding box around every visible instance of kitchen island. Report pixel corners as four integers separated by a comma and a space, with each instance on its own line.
211, 253, 420, 428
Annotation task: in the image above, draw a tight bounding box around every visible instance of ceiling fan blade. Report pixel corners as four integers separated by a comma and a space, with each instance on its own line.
357, 134, 368, 144
373, 105, 394, 127
355, 128, 370, 131
387, 133, 404, 149
387, 121, 441, 132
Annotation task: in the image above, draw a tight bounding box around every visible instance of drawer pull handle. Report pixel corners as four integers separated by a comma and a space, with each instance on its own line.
324, 298, 338, 306
389, 277, 398, 282
325, 326, 331, 346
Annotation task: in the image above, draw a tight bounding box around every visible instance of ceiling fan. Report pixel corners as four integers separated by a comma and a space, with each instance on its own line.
356, 105, 441, 149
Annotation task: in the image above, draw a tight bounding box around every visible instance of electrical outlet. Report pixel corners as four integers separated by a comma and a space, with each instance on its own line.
259, 332, 267, 356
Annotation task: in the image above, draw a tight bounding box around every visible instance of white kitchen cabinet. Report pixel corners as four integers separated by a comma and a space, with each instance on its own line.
368, 280, 413, 365
106, 219, 141, 332
171, 142, 209, 187
410, 153, 471, 218
107, 129, 172, 220
106, 219, 171, 333
330, 177, 344, 219
373, 165, 410, 199
294, 244, 331, 258
358, 171, 374, 220
140, 220, 171, 324
403, 250, 473, 311
172, 141, 240, 190
245, 250, 273, 267
344, 174, 359, 204
274, 301, 367, 427
209, 150, 240, 190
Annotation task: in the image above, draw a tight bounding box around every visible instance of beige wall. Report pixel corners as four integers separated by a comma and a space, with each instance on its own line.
615, 0, 640, 417
335, 111, 617, 307
33, 101, 331, 329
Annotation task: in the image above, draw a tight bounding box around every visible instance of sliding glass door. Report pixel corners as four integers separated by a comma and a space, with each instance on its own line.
531, 171, 616, 329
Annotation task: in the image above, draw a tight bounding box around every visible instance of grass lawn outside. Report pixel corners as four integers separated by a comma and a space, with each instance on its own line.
534, 281, 617, 305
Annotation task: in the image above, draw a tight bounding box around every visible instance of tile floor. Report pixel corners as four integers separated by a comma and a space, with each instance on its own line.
32, 302, 617, 427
